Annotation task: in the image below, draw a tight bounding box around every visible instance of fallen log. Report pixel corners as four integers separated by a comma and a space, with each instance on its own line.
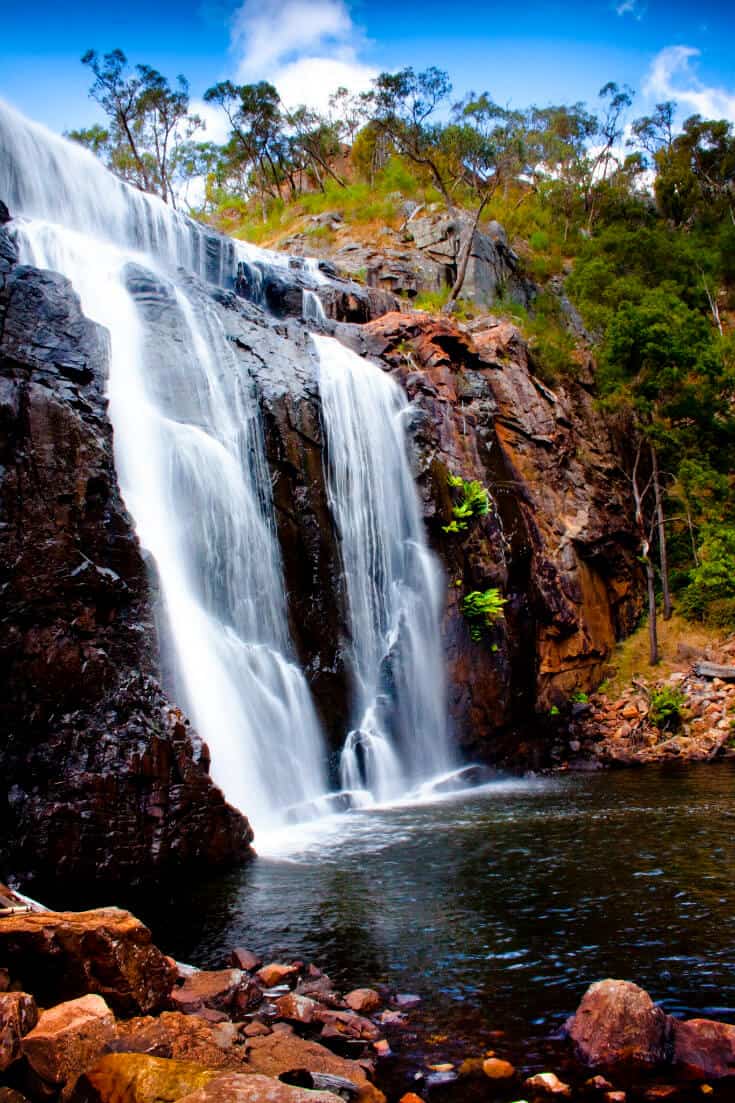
694, 661, 735, 681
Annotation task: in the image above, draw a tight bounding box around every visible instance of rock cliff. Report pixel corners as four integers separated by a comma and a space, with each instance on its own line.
0, 224, 253, 892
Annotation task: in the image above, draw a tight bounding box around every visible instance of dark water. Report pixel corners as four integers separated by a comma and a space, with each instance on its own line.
140, 763, 735, 1078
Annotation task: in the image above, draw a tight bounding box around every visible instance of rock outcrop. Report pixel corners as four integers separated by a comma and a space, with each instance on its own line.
0, 223, 252, 891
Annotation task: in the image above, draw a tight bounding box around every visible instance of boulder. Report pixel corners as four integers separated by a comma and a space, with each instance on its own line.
482, 1057, 515, 1079
71, 1053, 216, 1103
112, 1011, 243, 1069
0, 909, 177, 1016
257, 964, 299, 989
22, 994, 115, 1086
344, 990, 380, 1014
314, 1009, 380, 1042
230, 950, 262, 972
671, 1017, 735, 1079
524, 1071, 572, 1097
243, 1033, 384, 1103
169, 969, 244, 1015
176, 1072, 344, 1103
275, 993, 318, 1025
0, 991, 38, 1071
567, 980, 670, 1074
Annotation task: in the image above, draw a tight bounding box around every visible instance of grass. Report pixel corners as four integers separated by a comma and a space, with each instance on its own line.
599, 612, 723, 699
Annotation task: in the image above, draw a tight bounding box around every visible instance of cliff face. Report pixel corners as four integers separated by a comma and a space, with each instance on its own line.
0, 226, 253, 891
334, 312, 641, 759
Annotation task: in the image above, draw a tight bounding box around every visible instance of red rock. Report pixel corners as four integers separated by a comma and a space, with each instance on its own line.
315, 1008, 380, 1041
230, 949, 262, 972
373, 1039, 391, 1057
399, 1095, 424, 1103
232, 978, 264, 1016
257, 964, 299, 989
296, 977, 342, 1008
672, 1017, 735, 1079
604, 1094, 627, 1103
585, 1075, 614, 1092
244, 1033, 385, 1103
344, 989, 381, 1014
21, 994, 115, 1085
243, 1022, 272, 1038
641, 1086, 680, 1100
170, 969, 243, 1014
275, 993, 317, 1025
482, 1057, 515, 1079
0, 908, 176, 1016
0, 991, 38, 1071
113, 1010, 243, 1069
176, 1071, 345, 1103
567, 980, 669, 1074
524, 1071, 572, 1096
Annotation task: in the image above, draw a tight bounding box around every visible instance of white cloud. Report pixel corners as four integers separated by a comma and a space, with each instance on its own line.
189, 99, 232, 144
615, 0, 646, 19
228, 0, 376, 111
644, 45, 735, 123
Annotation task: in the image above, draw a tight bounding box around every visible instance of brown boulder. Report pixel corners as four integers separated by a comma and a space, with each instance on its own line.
0, 909, 176, 1016
344, 990, 380, 1014
113, 1011, 243, 1069
230, 950, 262, 972
257, 964, 299, 989
275, 993, 318, 1025
314, 1009, 380, 1042
567, 980, 670, 1074
482, 1057, 515, 1080
176, 1072, 343, 1103
672, 1017, 735, 1079
169, 970, 243, 1014
22, 994, 115, 1086
71, 1053, 217, 1103
0, 992, 38, 1071
524, 1071, 572, 1097
244, 1033, 384, 1103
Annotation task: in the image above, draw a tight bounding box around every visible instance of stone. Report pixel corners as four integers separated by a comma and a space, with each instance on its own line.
314, 1009, 380, 1042
0, 909, 177, 1016
604, 1094, 627, 1103
585, 1076, 614, 1092
344, 990, 380, 1014
169, 970, 244, 1014
672, 1017, 735, 1079
0, 258, 252, 890
243, 1033, 385, 1103
230, 949, 262, 972
567, 980, 670, 1074
296, 977, 342, 1008
22, 994, 115, 1086
393, 994, 421, 1009
275, 993, 318, 1025
243, 1022, 271, 1038
483, 1057, 515, 1079
176, 1072, 344, 1103
257, 964, 299, 989
73, 1052, 217, 1103
112, 1011, 243, 1069
0, 991, 38, 1071
523, 1071, 572, 1097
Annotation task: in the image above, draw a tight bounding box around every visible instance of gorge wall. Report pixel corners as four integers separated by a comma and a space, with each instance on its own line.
0, 197, 641, 888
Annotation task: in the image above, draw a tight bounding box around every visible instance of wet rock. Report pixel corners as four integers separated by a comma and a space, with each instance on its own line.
71, 1052, 216, 1103
169, 970, 244, 1015
314, 1009, 380, 1042
482, 1057, 515, 1079
671, 1017, 735, 1079
344, 990, 380, 1014
0, 992, 38, 1071
176, 1072, 344, 1103
585, 1075, 614, 1092
567, 980, 670, 1074
275, 993, 318, 1025
524, 1071, 572, 1097
243, 1022, 272, 1038
112, 1011, 243, 1069
393, 994, 421, 1009
22, 994, 115, 1086
296, 977, 342, 1008
257, 965, 300, 989
0, 909, 176, 1016
230, 949, 262, 972
243, 1033, 384, 1103
0, 258, 252, 890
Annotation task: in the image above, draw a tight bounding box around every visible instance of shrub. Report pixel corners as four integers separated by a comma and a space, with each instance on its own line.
648, 686, 687, 732
461, 588, 507, 642
442, 475, 490, 534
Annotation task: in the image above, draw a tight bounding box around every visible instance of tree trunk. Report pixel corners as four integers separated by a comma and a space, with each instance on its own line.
650, 444, 672, 621
632, 440, 659, 665
442, 194, 490, 313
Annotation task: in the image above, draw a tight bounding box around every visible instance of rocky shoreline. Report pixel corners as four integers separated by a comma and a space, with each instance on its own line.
1, 885, 734, 1103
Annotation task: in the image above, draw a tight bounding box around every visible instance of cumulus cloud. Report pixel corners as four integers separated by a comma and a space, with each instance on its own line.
189, 98, 232, 144
644, 45, 735, 123
227, 0, 376, 110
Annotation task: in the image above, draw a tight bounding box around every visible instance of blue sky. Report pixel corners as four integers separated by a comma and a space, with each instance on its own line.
1, 0, 734, 138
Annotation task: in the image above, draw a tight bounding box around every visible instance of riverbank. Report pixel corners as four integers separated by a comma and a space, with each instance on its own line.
1, 885, 734, 1103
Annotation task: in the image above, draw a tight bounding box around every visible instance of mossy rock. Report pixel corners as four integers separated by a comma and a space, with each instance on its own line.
73, 1053, 217, 1103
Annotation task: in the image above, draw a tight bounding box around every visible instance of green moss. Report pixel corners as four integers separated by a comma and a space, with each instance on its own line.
442, 475, 490, 534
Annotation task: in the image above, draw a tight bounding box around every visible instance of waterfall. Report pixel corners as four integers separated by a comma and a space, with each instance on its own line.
313, 335, 453, 801
1, 99, 328, 831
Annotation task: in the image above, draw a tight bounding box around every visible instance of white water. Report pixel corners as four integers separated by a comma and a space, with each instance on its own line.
0, 100, 328, 832
314, 335, 454, 801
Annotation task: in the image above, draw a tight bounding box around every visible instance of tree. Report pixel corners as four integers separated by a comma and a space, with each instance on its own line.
204, 80, 289, 204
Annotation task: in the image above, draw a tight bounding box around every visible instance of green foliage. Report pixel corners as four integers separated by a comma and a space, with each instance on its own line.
571, 691, 590, 703
442, 475, 490, 533
648, 686, 687, 732
461, 588, 507, 642
679, 526, 735, 628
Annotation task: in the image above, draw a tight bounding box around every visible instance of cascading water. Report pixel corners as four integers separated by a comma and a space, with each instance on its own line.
313, 335, 454, 801
0, 99, 328, 831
